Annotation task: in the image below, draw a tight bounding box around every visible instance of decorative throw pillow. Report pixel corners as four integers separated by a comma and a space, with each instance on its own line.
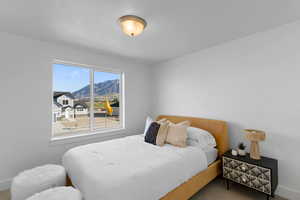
166, 120, 191, 126
157, 118, 168, 124
165, 121, 191, 147
145, 122, 161, 145
143, 117, 167, 136
155, 122, 169, 146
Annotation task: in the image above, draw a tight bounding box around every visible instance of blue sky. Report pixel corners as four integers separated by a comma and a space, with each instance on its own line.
53, 63, 120, 92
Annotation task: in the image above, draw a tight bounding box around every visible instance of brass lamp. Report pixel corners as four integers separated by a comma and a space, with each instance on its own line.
244, 129, 266, 160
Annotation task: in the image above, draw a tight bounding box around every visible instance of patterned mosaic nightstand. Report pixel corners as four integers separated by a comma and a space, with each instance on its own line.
223, 150, 278, 200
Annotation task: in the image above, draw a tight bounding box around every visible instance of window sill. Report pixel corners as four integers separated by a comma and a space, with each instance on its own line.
49, 128, 126, 146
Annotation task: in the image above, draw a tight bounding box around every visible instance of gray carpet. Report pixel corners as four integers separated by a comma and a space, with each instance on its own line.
0, 178, 286, 200
190, 178, 286, 200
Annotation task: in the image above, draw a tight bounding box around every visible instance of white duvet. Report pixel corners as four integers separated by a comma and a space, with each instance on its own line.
63, 135, 208, 200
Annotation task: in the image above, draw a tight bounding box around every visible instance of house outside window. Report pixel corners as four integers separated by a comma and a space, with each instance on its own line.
52, 61, 124, 139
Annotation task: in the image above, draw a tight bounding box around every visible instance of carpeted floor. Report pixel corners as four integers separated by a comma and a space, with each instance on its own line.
190, 178, 286, 200
0, 178, 286, 200
0, 190, 9, 200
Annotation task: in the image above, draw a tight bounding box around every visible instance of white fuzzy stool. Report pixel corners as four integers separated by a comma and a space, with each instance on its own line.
11, 165, 66, 200
26, 187, 82, 200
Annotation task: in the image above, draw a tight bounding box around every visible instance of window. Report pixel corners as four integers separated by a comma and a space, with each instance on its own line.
62, 100, 69, 105
52, 61, 123, 139
77, 107, 84, 111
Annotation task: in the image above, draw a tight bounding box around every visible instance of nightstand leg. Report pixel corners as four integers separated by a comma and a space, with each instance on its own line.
226, 179, 229, 190
266, 194, 270, 200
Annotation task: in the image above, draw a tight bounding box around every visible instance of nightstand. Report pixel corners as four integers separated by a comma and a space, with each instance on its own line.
222, 150, 278, 200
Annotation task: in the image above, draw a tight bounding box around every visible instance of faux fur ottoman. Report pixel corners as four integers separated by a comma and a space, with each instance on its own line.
11, 165, 66, 200
26, 187, 82, 200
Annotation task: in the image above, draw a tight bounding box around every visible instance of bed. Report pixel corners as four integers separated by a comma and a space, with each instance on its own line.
63, 115, 229, 200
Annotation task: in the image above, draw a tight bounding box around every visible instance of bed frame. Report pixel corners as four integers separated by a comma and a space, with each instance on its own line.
66, 115, 229, 200
157, 115, 229, 200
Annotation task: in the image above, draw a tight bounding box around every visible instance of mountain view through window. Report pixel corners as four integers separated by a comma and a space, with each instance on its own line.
52, 63, 122, 138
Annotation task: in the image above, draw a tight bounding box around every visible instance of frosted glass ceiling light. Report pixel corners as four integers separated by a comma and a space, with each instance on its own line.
118, 15, 147, 37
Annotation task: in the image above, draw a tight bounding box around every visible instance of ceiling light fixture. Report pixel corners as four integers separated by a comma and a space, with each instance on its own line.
118, 15, 147, 37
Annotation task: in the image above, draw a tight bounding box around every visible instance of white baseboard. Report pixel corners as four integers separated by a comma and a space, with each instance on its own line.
0, 178, 11, 191
276, 185, 300, 200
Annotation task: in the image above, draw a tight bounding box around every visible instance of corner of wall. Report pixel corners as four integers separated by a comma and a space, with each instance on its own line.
0, 178, 11, 191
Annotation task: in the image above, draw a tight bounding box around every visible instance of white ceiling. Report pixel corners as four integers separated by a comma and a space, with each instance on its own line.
1, 0, 300, 64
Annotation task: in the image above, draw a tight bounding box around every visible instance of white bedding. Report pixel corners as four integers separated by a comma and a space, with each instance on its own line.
203, 147, 218, 165
63, 135, 208, 200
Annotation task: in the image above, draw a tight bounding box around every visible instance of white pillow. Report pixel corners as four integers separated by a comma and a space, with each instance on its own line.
187, 127, 216, 148
143, 116, 154, 135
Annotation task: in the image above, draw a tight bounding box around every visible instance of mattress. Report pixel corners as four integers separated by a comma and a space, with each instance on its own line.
203, 147, 218, 165
63, 135, 208, 200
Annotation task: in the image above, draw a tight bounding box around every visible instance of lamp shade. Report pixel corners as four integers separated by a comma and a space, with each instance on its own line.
118, 15, 147, 37
244, 129, 266, 141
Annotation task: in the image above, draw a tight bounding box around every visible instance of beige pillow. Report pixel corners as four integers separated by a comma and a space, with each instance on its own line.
168, 120, 191, 126
166, 121, 191, 147
157, 118, 167, 124
155, 122, 169, 146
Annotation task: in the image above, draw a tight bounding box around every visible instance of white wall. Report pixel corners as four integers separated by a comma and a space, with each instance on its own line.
0, 32, 151, 189
152, 21, 300, 199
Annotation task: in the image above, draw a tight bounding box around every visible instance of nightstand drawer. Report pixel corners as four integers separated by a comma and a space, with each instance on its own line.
223, 157, 271, 181
223, 157, 272, 195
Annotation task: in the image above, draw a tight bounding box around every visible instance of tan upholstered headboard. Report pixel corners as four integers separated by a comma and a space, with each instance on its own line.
156, 115, 229, 156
